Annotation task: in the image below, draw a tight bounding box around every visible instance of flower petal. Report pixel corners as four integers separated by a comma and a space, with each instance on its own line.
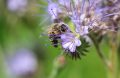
62, 42, 72, 49
69, 43, 76, 52
80, 26, 89, 35
75, 38, 81, 46
48, 3, 61, 19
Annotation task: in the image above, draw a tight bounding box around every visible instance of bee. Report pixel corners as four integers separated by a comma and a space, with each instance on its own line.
48, 22, 69, 47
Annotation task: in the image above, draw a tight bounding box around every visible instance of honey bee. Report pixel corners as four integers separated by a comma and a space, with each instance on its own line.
48, 22, 69, 47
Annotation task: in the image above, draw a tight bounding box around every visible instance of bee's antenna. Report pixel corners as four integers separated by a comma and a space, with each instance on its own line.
47, 0, 61, 23
80, 0, 86, 15
50, 8, 61, 23
50, 8, 57, 18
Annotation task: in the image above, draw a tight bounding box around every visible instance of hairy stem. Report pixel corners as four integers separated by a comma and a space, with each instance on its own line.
89, 34, 111, 70
108, 33, 118, 78
0, 47, 8, 78
49, 54, 65, 78
49, 67, 58, 78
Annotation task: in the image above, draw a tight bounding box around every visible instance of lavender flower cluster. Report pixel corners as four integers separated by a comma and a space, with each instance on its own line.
46, 0, 120, 59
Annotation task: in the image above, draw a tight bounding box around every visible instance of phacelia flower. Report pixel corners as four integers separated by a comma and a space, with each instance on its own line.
7, 49, 37, 77
45, 0, 120, 59
58, 0, 70, 8
7, 0, 28, 12
60, 31, 82, 59
47, 1, 62, 21
61, 32, 81, 52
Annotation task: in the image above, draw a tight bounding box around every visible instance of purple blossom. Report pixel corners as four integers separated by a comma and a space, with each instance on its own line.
7, 0, 28, 12
47, 2, 62, 20
61, 32, 81, 52
58, 0, 71, 8
7, 49, 37, 77
46, 0, 120, 59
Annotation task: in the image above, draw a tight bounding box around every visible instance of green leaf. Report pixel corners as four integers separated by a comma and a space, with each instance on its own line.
77, 38, 90, 57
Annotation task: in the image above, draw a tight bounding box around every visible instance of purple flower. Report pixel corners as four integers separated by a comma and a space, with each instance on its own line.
45, 0, 120, 59
47, 2, 62, 20
58, 0, 71, 8
61, 32, 81, 52
7, 49, 37, 77
7, 0, 28, 12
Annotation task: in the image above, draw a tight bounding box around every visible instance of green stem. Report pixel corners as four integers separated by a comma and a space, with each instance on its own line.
95, 43, 111, 69
49, 54, 64, 78
0, 47, 8, 78
118, 43, 120, 78
89, 34, 111, 69
49, 67, 58, 78
108, 33, 118, 78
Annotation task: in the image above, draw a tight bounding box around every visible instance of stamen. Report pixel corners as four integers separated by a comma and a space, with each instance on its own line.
102, 13, 120, 19
80, 0, 86, 15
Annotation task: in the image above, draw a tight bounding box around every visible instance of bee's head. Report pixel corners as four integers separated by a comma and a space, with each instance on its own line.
53, 18, 61, 23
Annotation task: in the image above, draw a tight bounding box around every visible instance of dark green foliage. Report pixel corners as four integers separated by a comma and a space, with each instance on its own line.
76, 38, 90, 58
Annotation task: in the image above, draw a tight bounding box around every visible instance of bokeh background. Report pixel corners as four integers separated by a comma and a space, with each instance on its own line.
0, 0, 119, 78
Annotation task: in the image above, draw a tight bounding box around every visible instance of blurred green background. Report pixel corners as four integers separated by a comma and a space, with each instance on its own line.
0, 0, 113, 78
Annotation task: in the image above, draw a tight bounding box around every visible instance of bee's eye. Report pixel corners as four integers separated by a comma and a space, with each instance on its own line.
53, 19, 61, 23
60, 24, 67, 32
61, 24, 66, 27
51, 32, 55, 34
